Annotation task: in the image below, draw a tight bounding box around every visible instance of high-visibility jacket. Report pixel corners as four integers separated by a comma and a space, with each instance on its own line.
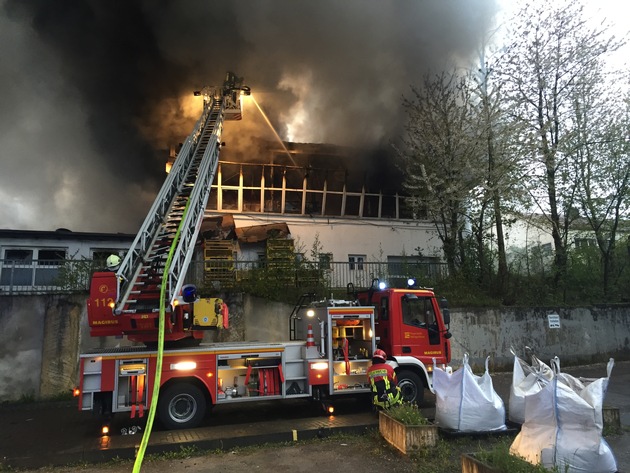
367, 361, 402, 408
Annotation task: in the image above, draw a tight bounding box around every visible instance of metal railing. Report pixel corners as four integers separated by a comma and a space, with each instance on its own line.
0, 259, 96, 295
0, 258, 448, 295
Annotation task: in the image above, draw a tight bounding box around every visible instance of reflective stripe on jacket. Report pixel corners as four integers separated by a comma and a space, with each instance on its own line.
367, 363, 402, 408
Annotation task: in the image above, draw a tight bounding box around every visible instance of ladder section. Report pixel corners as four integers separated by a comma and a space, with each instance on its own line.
114, 94, 225, 315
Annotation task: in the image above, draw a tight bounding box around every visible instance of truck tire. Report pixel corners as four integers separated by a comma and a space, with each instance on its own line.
158, 382, 206, 430
397, 370, 425, 405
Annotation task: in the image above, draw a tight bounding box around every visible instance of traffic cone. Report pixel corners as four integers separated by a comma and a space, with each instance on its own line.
303, 324, 319, 358
306, 324, 315, 347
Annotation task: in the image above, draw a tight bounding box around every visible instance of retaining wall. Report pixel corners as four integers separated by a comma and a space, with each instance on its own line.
1, 294, 628, 401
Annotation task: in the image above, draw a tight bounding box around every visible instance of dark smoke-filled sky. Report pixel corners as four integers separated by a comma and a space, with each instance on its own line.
0, 0, 499, 234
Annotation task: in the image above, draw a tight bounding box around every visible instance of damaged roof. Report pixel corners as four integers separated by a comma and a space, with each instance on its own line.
235, 223, 291, 243
200, 214, 236, 240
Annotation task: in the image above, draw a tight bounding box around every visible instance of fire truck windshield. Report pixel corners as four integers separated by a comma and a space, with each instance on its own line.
401, 295, 437, 328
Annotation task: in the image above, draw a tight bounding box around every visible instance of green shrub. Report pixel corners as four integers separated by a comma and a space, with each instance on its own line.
384, 402, 429, 425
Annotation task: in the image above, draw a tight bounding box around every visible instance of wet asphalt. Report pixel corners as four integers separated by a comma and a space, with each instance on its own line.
0, 360, 628, 471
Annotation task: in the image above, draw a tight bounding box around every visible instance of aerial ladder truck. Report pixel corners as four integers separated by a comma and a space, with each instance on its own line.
88, 72, 250, 346
77, 73, 453, 431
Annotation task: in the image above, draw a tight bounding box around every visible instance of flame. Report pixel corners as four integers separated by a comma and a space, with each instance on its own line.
278, 69, 317, 143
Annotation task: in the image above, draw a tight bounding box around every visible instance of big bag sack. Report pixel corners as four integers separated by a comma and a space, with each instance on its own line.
433, 354, 506, 432
508, 348, 555, 424
510, 358, 617, 473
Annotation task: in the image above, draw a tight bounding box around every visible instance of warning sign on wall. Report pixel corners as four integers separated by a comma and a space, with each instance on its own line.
547, 313, 561, 329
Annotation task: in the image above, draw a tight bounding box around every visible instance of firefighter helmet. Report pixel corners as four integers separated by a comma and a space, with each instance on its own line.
373, 349, 387, 362
106, 254, 121, 270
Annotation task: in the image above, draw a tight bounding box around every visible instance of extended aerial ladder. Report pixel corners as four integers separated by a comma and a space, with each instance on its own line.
112, 73, 250, 321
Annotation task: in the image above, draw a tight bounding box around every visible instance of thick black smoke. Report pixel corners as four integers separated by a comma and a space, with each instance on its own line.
0, 0, 498, 233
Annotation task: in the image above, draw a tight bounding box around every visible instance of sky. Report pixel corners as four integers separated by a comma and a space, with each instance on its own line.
0, 0, 626, 235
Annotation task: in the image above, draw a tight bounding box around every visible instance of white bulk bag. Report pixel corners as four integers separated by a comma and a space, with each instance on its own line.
510, 358, 617, 473
508, 351, 555, 424
433, 354, 506, 432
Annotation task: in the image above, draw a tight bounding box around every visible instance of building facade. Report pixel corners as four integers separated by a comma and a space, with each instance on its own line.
2, 142, 446, 293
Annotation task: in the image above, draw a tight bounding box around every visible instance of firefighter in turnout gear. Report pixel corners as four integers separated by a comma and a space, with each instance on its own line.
367, 349, 402, 409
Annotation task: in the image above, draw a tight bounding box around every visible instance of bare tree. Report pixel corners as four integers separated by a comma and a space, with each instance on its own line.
498, 0, 623, 295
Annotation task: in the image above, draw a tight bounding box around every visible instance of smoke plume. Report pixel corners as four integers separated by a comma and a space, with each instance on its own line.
0, 0, 498, 233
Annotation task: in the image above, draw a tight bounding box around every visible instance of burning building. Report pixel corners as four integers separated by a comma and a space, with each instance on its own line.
179, 137, 445, 289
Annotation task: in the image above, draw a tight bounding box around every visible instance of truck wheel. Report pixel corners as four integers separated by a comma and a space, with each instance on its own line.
397, 370, 425, 405
158, 383, 206, 430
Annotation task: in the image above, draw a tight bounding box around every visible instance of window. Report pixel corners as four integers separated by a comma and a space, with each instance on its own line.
93, 250, 124, 270
400, 295, 440, 345
1, 248, 66, 287
4, 249, 33, 263
387, 255, 444, 281
379, 297, 389, 321
319, 253, 332, 270
257, 252, 266, 268
348, 254, 365, 271
401, 295, 436, 328
92, 250, 120, 262
1, 249, 34, 286
575, 238, 607, 250
38, 249, 65, 264
35, 249, 66, 286
575, 238, 595, 249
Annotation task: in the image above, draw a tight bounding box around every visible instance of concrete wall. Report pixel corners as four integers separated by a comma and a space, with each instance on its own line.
449, 306, 630, 370
238, 298, 630, 370
0, 296, 47, 400
1, 294, 629, 401
0, 295, 85, 401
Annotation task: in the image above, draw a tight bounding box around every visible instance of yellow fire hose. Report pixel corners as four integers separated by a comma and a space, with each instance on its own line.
132, 199, 191, 473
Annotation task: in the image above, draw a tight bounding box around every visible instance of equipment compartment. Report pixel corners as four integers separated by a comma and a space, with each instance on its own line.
216, 351, 284, 401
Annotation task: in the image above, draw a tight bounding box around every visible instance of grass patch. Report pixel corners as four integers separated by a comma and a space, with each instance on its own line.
0, 390, 75, 407
407, 438, 459, 473
602, 423, 622, 437
475, 438, 558, 472
145, 445, 201, 462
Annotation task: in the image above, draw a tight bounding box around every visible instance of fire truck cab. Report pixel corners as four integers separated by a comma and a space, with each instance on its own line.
354, 279, 452, 403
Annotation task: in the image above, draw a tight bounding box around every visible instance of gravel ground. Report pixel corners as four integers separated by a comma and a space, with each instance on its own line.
17, 431, 521, 473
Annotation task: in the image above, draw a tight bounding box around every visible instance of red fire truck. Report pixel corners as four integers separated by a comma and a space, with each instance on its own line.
79, 282, 451, 430
76, 73, 452, 430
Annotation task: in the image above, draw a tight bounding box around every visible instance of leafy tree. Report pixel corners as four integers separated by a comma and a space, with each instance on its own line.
397, 70, 485, 274
571, 76, 630, 297
497, 0, 623, 297
469, 52, 528, 296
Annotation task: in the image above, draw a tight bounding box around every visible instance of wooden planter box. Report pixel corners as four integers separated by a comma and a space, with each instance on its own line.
378, 411, 438, 454
461, 453, 500, 473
